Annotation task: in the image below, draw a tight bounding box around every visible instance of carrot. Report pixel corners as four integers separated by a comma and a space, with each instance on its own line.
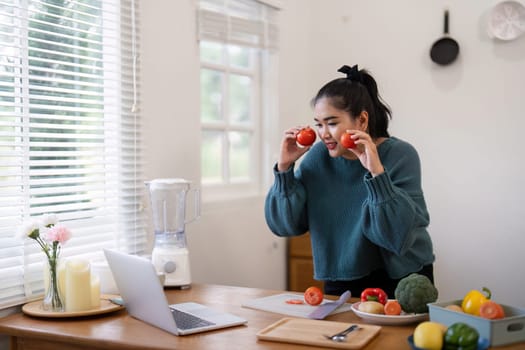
479, 300, 505, 319
384, 300, 402, 315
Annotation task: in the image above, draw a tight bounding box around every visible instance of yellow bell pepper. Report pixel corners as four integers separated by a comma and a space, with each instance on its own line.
461, 287, 491, 316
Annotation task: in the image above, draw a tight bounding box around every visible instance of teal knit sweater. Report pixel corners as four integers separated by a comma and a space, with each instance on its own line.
265, 137, 435, 281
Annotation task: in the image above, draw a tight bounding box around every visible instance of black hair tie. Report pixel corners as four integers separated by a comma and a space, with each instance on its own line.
338, 65, 363, 83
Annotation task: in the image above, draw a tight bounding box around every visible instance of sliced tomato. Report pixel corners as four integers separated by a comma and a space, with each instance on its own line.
479, 300, 505, 319
384, 300, 402, 315
304, 286, 324, 306
285, 298, 304, 305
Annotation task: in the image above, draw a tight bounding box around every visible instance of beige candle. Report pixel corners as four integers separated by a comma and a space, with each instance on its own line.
65, 259, 91, 312
91, 275, 101, 308
58, 261, 66, 298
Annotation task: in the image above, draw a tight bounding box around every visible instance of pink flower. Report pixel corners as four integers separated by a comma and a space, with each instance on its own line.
45, 225, 72, 244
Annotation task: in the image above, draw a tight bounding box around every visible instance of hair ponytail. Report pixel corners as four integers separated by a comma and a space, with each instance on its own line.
361, 70, 391, 138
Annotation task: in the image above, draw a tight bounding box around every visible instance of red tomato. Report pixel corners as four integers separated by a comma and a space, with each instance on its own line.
340, 132, 356, 149
304, 286, 324, 306
384, 300, 402, 315
285, 299, 304, 305
479, 301, 505, 319
296, 127, 316, 146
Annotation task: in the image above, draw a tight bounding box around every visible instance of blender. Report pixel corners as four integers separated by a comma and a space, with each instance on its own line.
145, 178, 200, 288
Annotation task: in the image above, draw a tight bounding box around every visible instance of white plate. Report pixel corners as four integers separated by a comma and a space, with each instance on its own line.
487, 1, 525, 41
351, 302, 428, 325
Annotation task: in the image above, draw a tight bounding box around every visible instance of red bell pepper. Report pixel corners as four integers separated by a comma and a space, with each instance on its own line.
360, 288, 388, 305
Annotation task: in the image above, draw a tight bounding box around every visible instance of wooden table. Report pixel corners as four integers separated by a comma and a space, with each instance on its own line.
0, 284, 522, 350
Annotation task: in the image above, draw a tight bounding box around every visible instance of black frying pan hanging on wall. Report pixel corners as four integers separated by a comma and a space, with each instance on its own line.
430, 10, 460, 65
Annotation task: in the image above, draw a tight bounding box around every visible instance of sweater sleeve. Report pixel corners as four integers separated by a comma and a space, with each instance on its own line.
361, 145, 430, 256
264, 164, 309, 237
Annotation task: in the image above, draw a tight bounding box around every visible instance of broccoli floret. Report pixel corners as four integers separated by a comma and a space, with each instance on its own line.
394, 273, 438, 314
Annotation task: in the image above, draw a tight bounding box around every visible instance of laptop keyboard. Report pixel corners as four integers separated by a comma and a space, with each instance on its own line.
170, 308, 215, 330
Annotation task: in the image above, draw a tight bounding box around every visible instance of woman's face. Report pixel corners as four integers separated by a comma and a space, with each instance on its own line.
313, 97, 367, 159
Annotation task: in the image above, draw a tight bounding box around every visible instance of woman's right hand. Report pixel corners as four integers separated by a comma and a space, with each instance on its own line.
277, 126, 312, 172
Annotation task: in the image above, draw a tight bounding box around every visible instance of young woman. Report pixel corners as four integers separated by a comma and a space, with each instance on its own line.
265, 65, 435, 297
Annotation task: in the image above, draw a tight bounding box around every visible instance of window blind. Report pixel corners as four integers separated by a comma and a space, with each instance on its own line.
0, 0, 145, 308
198, 0, 280, 50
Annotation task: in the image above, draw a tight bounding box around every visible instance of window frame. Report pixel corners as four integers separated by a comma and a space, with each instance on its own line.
200, 41, 263, 201
197, 0, 280, 203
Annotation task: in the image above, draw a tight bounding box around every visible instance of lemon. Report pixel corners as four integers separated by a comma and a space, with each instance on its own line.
413, 321, 446, 350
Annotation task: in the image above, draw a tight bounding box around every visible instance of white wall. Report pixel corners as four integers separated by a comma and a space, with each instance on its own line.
140, 0, 525, 305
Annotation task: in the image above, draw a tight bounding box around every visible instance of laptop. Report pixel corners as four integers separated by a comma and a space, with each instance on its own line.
103, 249, 247, 335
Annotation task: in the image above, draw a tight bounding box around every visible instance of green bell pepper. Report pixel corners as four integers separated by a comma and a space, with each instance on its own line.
443, 322, 479, 350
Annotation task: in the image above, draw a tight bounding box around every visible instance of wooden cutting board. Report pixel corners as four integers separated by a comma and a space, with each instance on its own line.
257, 317, 381, 349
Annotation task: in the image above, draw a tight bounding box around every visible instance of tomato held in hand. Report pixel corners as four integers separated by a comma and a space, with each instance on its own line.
304, 286, 324, 306
296, 127, 316, 146
340, 132, 356, 149
479, 300, 505, 319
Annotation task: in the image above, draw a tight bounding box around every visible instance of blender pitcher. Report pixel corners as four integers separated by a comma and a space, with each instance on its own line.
145, 178, 200, 287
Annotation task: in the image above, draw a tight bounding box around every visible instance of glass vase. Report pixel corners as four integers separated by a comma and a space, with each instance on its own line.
42, 258, 64, 312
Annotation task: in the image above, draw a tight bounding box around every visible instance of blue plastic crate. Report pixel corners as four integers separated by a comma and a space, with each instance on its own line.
428, 300, 525, 346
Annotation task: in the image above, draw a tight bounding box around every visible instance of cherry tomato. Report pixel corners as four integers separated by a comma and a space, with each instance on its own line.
296, 127, 316, 146
384, 300, 402, 315
479, 301, 505, 319
285, 299, 304, 305
340, 132, 356, 149
304, 286, 324, 306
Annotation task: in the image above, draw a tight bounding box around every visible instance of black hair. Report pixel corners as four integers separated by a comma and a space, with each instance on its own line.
311, 65, 392, 138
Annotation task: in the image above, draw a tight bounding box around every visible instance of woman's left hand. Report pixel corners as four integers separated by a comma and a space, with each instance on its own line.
347, 130, 385, 177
